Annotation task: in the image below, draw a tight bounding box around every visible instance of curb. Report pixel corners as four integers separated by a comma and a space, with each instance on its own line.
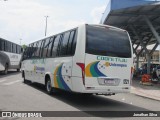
131, 87, 160, 101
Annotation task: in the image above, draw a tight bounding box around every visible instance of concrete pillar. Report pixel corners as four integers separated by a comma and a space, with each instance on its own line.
144, 16, 160, 74
136, 56, 139, 72
147, 54, 151, 74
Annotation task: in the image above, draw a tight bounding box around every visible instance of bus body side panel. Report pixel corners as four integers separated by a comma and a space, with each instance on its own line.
22, 59, 45, 84
2, 51, 21, 69
23, 57, 74, 91
0, 63, 4, 71
0, 51, 10, 71
50, 57, 73, 91
71, 25, 86, 93
23, 60, 36, 82
31, 58, 46, 84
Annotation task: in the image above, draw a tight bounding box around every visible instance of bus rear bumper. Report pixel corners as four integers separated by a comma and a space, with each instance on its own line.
83, 86, 131, 94
71, 77, 131, 94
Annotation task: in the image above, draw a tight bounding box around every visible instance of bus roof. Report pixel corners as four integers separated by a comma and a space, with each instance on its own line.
0, 37, 21, 47
28, 23, 127, 45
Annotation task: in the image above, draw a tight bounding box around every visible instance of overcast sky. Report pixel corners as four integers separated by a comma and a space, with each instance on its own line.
0, 0, 109, 45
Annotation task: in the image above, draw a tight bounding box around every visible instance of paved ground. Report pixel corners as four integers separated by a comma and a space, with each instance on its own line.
131, 77, 160, 101
0, 71, 160, 120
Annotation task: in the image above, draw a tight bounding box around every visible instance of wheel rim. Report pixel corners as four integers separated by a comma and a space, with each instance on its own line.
47, 80, 51, 92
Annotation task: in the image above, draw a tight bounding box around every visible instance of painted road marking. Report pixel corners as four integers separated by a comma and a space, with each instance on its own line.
3, 80, 22, 85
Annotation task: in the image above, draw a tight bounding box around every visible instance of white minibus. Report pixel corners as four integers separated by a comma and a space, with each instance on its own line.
21, 24, 133, 95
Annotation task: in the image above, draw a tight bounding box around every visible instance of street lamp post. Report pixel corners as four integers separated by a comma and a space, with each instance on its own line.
44, 16, 49, 36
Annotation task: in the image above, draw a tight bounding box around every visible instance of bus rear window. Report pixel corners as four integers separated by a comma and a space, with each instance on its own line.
86, 25, 131, 58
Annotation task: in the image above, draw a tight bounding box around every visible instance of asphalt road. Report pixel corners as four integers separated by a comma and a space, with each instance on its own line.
0, 71, 160, 120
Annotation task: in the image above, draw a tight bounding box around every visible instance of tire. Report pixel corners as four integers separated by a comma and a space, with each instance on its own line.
17, 69, 20, 72
81, 93, 93, 97
46, 77, 53, 95
3, 64, 8, 75
23, 72, 27, 83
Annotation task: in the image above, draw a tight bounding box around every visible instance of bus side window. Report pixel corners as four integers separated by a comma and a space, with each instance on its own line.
71, 30, 77, 55
51, 35, 60, 57
4, 41, 8, 52
67, 30, 75, 55
42, 38, 50, 58
35, 40, 42, 58
16, 45, 18, 53
13, 44, 16, 53
67, 29, 77, 56
59, 32, 70, 56
27, 44, 32, 58
39, 40, 45, 57
46, 37, 54, 57
32, 42, 39, 58
10, 43, 12, 53
30, 43, 36, 58
56, 34, 64, 57
8, 42, 11, 52
0, 40, 5, 51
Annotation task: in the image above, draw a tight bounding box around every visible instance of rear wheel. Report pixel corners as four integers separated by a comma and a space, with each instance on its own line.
23, 71, 27, 83
3, 64, 8, 75
81, 93, 93, 97
46, 77, 53, 95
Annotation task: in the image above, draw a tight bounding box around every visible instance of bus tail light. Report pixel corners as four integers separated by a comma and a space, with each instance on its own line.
76, 63, 85, 85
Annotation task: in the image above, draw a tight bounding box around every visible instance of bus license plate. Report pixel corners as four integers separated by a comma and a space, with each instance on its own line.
104, 79, 115, 84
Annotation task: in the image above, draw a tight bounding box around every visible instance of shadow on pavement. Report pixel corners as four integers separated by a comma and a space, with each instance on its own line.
24, 82, 151, 117
0, 71, 21, 79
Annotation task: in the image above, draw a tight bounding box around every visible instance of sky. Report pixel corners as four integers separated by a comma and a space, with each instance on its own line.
0, 0, 109, 45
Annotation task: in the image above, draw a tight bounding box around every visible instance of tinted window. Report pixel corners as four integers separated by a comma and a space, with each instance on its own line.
46, 37, 54, 57
27, 43, 33, 58
35, 41, 42, 57
86, 25, 131, 58
16, 45, 18, 53
42, 38, 49, 57
28, 45, 33, 58
67, 31, 74, 55
7, 42, 11, 52
31, 43, 38, 57
70, 30, 77, 55
13, 44, 16, 53
4, 41, 8, 52
59, 32, 70, 56
52, 35, 60, 57
0, 40, 5, 51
